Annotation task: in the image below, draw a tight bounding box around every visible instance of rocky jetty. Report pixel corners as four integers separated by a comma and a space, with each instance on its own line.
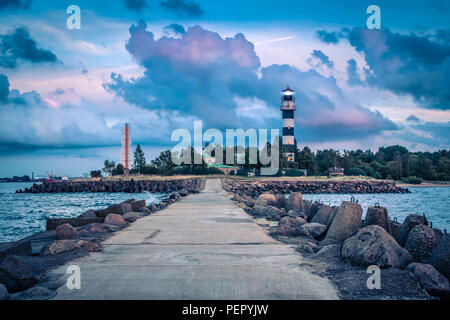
223, 179, 409, 197
17, 178, 204, 194
1, 180, 204, 300
228, 186, 449, 300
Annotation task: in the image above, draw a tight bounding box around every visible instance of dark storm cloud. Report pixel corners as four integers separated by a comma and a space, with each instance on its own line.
164, 23, 186, 35
310, 50, 334, 68
0, 0, 31, 10
123, 0, 147, 12
160, 0, 202, 17
105, 22, 397, 143
0, 27, 58, 69
0, 74, 9, 103
347, 27, 450, 110
346, 59, 363, 86
400, 121, 450, 148
316, 30, 342, 44
406, 115, 420, 122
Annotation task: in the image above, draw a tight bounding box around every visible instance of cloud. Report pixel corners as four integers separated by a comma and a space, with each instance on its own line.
316, 30, 342, 44
160, 0, 203, 17
406, 115, 420, 122
164, 23, 186, 36
399, 120, 450, 148
346, 59, 363, 86
123, 0, 147, 12
347, 27, 450, 110
309, 50, 334, 69
0, 27, 58, 69
105, 22, 397, 144
0, 0, 31, 10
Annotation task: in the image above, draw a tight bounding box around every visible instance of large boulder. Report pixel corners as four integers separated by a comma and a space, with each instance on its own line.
0, 240, 31, 263
56, 223, 79, 240
131, 200, 146, 211
0, 283, 9, 300
285, 192, 304, 213
41, 240, 79, 256
389, 220, 402, 240
96, 203, 132, 218
309, 202, 323, 221
342, 225, 413, 268
429, 234, 450, 280
322, 201, 362, 245
397, 214, 427, 246
0, 255, 45, 293
77, 209, 97, 219
363, 206, 392, 234
77, 240, 102, 252
77, 223, 109, 236
303, 201, 312, 220
104, 214, 127, 226
137, 207, 152, 215
261, 206, 285, 221
254, 193, 278, 207
311, 205, 333, 225
277, 216, 307, 236
313, 245, 342, 260
405, 224, 443, 262
407, 263, 450, 298
299, 223, 327, 239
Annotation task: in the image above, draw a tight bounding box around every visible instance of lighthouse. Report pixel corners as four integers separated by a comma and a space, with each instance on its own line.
121, 123, 132, 176
280, 87, 296, 162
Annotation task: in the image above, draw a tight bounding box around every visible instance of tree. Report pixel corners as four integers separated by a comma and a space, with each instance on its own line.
90, 170, 102, 178
298, 146, 318, 175
112, 163, 125, 176
133, 144, 146, 174
102, 160, 116, 176
151, 150, 176, 175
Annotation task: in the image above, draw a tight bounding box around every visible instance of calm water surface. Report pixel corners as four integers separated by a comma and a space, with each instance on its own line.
0, 182, 167, 242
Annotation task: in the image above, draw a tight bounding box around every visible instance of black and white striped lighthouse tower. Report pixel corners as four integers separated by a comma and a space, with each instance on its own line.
280, 86, 296, 162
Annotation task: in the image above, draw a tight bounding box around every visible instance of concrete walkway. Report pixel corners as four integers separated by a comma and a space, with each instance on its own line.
52, 179, 339, 300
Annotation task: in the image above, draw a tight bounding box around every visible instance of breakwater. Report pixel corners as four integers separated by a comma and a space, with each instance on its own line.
17, 178, 205, 194
223, 179, 409, 197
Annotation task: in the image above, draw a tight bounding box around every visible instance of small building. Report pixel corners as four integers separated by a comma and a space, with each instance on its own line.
329, 167, 344, 176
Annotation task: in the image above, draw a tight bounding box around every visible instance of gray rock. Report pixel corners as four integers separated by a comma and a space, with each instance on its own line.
407, 263, 450, 298
56, 223, 79, 240
405, 224, 443, 262
131, 200, 146, 211
137, 207, 152, 215
299, 223, 327, 239
77, 223, 109, 236
429, 234, 450, 280
303, 201, 313, 220
77, 209, 97, 219
13, 286, 56, 300
285, 192, 304, 213
0, 283, 9, 300
322, 201, 362, 245
255, 193, 278, 207
0, 255, 45, 293
311, 205, 333, 225
397, 214, 427, 246
277, 216, 307, 236
261, 205, 285, 221
76, 240, 102, 252
0, 240, 31, 263
104, 214, 127, 226
309, 202, 323, 221
342, 225, 412, 268
363, 206, 392, 234
313, 245, 342, 260
389, 220, 402, 240
41, 240, 78, 256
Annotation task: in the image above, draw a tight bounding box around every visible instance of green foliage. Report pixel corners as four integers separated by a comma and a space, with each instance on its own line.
133, 144, 146, 173
401, 176, 423, 184
112, 163, 124, 176
102, 160, 116, 176
90, 170, 102, 178
345, 167, 367, 176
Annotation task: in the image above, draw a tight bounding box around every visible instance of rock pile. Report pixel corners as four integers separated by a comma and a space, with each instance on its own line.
223, 179, 409, 197
229, 188, 449, 299
17, 178, 205, 194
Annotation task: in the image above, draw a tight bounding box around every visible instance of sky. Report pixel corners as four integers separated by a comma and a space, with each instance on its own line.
0, 0, 449, 177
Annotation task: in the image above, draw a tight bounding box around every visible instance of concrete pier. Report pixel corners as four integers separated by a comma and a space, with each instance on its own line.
52, 179, 339, 300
